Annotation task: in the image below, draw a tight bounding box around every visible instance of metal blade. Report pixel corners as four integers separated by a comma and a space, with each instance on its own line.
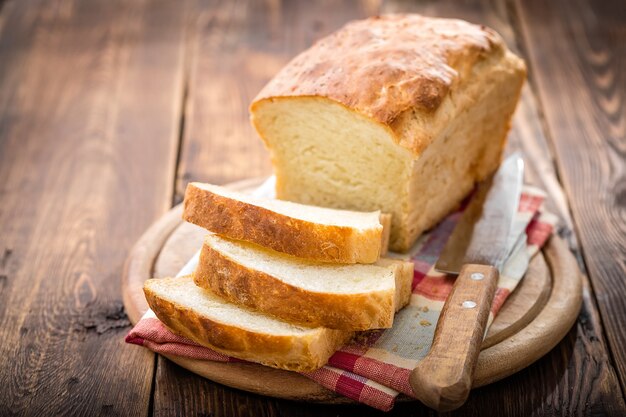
435, 154, 524, 274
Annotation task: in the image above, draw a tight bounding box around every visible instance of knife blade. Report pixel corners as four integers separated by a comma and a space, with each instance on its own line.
435, 154, 525, 274
409, 154, 524, 412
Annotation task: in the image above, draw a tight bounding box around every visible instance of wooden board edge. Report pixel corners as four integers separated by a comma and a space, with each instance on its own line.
473, 236, 583, 387
123, 205, 184, 324
482, 254, 552, 348
162, 354, 349, 403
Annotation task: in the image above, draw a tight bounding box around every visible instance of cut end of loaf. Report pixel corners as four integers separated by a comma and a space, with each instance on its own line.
251, 96, 415, 251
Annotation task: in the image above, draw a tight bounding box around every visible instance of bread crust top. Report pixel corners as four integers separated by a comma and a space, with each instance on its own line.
252, 14, 504, 127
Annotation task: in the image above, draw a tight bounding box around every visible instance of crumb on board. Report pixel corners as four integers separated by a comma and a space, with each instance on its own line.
420, 319, 432, 326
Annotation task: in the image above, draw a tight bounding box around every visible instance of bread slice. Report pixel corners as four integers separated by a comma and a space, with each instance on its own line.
194, 234, 414, 330
144, 276, 352, 371
183, 182, 391, 263
250, 14, 526, 252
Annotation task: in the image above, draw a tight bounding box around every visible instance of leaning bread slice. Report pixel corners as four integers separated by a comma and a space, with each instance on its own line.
194, 234, 414, 330
144, 276, 352, 372
183, 182, 391, 263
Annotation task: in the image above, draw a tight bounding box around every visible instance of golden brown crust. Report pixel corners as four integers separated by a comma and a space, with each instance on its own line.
183, 183, 386, 263
395, 261, 415, 310
252, 14, 503, 127
144, 277, 352, 372
379, 213, 392, 257
194, 241, 404, 330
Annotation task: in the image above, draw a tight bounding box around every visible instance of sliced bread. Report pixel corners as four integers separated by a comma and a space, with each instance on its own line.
183, 182, 391, 263
194, 234, 414, 330
144, 276, 352, 372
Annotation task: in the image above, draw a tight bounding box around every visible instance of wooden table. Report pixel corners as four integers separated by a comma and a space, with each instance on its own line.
0, 0, 624, 416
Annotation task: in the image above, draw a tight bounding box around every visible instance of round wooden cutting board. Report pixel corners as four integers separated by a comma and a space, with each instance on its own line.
122, 178, 583, 403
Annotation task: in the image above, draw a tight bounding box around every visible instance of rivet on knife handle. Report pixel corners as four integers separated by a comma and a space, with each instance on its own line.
409, 264, 498, 411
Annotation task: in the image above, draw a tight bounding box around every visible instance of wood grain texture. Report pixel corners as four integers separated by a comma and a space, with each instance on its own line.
153, 357, 286, 417
0, 0, 189, 415
513, 0, 626, 396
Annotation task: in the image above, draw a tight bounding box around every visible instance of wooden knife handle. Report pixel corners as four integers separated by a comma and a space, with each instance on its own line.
409, 264, 498, 411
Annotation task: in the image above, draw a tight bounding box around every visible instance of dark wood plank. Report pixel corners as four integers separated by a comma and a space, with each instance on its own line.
0, 0, 189, 415
153, 357, 286, 417
513, 0, 626, 395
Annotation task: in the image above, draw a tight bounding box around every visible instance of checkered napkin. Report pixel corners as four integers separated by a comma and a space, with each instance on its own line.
126, 180, 557, 411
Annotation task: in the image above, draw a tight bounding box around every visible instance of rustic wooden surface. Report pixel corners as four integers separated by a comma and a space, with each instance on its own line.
0, 0, 624, 416
0, 1, 187, 416
514, 0, 626, 396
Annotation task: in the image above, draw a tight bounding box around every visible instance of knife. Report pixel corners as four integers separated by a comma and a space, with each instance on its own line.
409, 154, 524, 412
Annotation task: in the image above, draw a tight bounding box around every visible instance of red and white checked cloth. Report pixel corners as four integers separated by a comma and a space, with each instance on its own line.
126, 181, 557, 411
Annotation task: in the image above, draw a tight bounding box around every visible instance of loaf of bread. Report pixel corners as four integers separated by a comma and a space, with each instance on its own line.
144, 276, 352, 371
194, 233, 414, 330
183, 182, 390, 263
250, 14, 526, 252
